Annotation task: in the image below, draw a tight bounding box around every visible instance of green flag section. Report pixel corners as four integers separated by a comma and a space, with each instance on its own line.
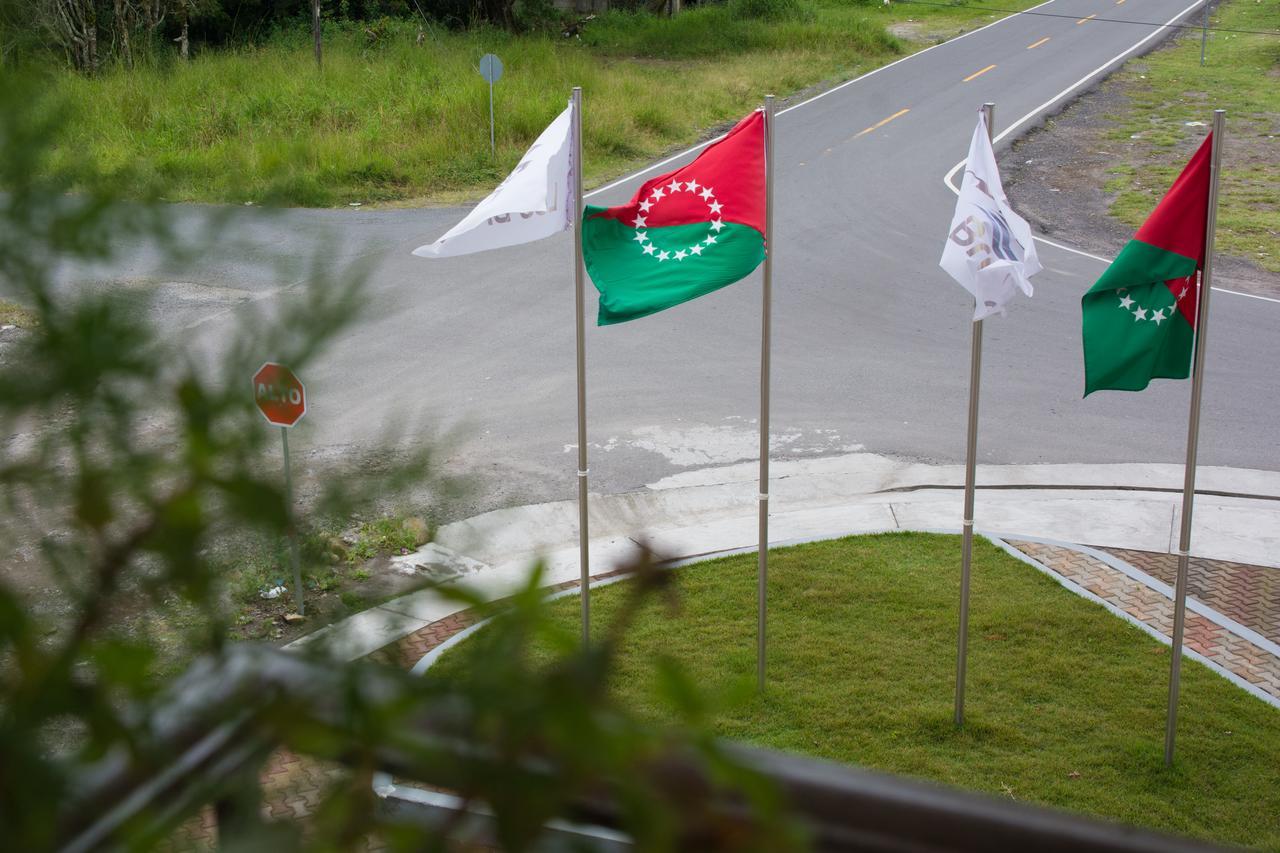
1081, 134, 1212, 395
583, 111, 766, 325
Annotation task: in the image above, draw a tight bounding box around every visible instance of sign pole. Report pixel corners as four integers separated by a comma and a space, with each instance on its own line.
1165, 109, 1224, 766
281, 426, 304, 616
478, 54, 503, 157
572, 86, 591, 646
955, 101, 994, 728
757, 95, 775, 693
252, 362, 308, 617
1200, 2, 1209, 66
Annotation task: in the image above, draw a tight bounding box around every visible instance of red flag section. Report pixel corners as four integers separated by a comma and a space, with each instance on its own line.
591, 110, 766, 234
1132, 133, 1212, 328
1134, 133, 1212, 263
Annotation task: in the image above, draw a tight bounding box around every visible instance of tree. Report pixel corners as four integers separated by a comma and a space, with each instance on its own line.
37, 0, 100, 73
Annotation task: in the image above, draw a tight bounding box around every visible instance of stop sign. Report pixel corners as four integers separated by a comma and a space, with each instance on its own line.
253, 362, 306, 427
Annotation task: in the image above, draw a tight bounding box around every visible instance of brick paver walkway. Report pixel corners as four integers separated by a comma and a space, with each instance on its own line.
1009, 540, 1280, 704
1101, 548, 1280, 646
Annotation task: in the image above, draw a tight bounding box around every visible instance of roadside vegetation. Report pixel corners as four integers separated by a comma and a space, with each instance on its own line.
24, 0, 1044, 207
1102, 0, 1279, 272
437, 532, 1280, 849
215, 512, 432, 648
0, 299, 36, 327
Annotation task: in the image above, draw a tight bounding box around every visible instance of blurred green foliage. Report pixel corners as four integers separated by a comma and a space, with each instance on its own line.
0, 72, 797, 851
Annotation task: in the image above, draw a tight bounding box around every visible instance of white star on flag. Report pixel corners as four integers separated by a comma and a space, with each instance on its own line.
1119, 294, 1135, 309
699, 187, 714, 201
633, 231, 648, 243
633, 215, 647, 227
642, 243, 656, 255
710, 219, 724, 232
1152, 308, 1166, 325
639, 199, 653, 212
674, 250, 687, 260
658, 250, 670, 261
666, 178, 682, 193
690, 244, 704, 255
1132, 307, 1147, 321
685, 180, 700, 193
651, 188, 665, 201
708, 201, 723, 215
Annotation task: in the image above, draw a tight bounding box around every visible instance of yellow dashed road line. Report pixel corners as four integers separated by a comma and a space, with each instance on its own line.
963, 64, 998, 82
1027, 37, 1051, 49
854, 108, 911, 139
1077, 13, 1097, 23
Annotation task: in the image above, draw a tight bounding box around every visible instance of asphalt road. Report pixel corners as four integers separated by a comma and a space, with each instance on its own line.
73, 0, 1280, 510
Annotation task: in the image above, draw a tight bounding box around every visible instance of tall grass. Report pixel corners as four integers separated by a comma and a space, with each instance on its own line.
36, 4, 907, 206
1102, 0, 1280, 272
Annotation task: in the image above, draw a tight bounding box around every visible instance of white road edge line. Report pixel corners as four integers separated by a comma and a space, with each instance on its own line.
939, 0, 1280, 306
585, 0, 1061, 199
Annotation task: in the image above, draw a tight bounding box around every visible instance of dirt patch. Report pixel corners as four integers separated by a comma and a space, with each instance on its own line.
226, 553, 425, 646
998, 53, 1279, 299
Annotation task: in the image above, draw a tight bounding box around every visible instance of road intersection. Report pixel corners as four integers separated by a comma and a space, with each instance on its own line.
81, 0, 1279, 511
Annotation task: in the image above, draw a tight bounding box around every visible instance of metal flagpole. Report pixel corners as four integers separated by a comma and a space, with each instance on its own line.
572, 86, 591, 646
757, 95, 775, 692
1165, 109, 1224, 766
954, 101, 994, 728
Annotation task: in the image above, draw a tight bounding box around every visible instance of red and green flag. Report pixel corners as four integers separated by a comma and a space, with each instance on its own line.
1082, 135, 1212, 395
583, 111, 766, 325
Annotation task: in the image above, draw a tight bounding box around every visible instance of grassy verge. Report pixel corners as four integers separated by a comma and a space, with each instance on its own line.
1102, 0, 1279, 272
219, 513, 431, 642
36, 0, 1038, 207
437, 533, 1280, 849
101, 512, 432, 677
0, 299, 36, 327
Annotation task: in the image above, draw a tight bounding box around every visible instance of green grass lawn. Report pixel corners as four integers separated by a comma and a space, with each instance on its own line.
34, 0, 1039, 207
436, 532, 1280, 850
1103, 0, 1279, 272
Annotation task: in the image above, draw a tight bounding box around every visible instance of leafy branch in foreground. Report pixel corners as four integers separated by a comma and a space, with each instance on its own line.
0, 73, 798, 851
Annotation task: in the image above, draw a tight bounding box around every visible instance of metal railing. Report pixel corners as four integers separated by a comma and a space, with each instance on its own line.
57, 644, 1226, 852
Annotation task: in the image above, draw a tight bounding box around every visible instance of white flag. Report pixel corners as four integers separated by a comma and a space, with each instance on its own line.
413, 101, 575, 258
940, 110, 1041, 320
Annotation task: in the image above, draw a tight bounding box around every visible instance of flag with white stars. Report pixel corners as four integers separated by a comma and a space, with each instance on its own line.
1081, 133, 1213, 395
582, 110, 766, 325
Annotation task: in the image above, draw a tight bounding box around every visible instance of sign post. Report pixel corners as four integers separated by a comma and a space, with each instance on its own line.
253, 362, 308, 616
479, 53, 503, 156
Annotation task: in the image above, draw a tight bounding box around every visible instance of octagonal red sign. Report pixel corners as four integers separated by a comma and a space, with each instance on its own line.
253, 362, 306, 427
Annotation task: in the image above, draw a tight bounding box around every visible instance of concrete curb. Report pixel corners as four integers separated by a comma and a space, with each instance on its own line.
403, 531, 1280, 713
286, 453, 1280, 662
